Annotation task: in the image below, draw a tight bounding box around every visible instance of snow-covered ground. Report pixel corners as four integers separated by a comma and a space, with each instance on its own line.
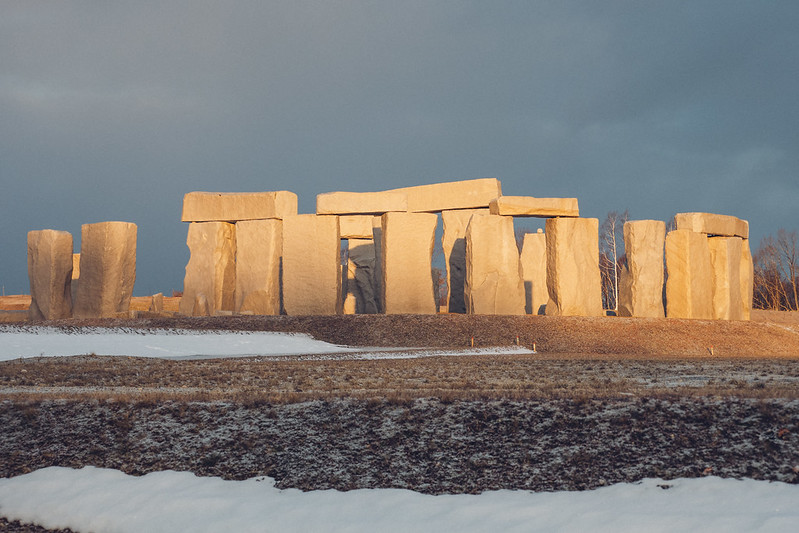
0, 467, 796, 533
0, 326, 532, 361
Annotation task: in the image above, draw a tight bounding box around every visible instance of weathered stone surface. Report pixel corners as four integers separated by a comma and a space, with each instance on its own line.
441, 209, 490, 313
70, 253, 81, 306
665, 229, 713, 319
740, 239, 754, 321
386, 178, 502, 212
149, 293, 164, 313
709, 237, 744, 321
464, 215, 526, 315
371, 217, 384, 313
282, 215, 341, 315
338, 215, 376, 239
27, 230, 73, 320
545, 218, 603, 317
489, 196, 579, 218
674, 212, 749, 239
234, 219, 282, 315
520, 230, 548, 315
192, 294, 211, 317
316, 191, 407, 215
178, 222, 236, 316
618, 220, 666, 318
72, 254, 80, 280
343, 238, 379, 314
380, 212, 438, 314
73, 222, 137, 319
181, 191, 298, 222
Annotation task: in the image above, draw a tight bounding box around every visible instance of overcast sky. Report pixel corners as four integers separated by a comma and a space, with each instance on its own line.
2, 1, 797, 296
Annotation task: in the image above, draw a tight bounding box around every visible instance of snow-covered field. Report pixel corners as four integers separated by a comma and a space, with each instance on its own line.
0, 467, 796, 533
0, 326, 532, 361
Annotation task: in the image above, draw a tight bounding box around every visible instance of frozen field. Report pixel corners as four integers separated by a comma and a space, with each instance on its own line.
1, 467, 797, 533
0, 325, 532, 360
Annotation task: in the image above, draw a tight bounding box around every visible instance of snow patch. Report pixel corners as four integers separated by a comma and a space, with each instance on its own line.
0, 467, 796, 532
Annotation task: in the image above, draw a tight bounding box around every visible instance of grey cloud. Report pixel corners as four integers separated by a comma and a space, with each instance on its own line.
1, 1, 797, 295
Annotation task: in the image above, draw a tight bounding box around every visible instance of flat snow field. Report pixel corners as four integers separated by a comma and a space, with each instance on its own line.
0, 467, 797, 533
2, 323, 798, 532
0, 325, 532, 360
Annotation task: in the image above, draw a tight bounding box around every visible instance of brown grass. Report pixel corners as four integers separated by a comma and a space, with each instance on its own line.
3, 353, 798, 404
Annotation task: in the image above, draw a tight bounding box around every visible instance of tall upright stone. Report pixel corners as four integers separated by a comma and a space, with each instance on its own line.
465, 214, 526, 315
709, 236, 744, 321
665, 229, 713, 319
234, 219, 282, 315
740, 239, 754, 320
545, 217, 603, 317
371, 216, 384, 313
380, 212, 438, 314
282, 215, 341, 315
178, 221, 236, 316
27, 230, 74, 320
344, 238, 379, 314
70, 253, 80, 306
73, 221, 137, 318
520, 230, 548, 315
441, 209, 490, 313
618, 220, 666, 318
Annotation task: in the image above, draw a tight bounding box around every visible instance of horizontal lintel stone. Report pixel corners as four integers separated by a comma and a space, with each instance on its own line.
181, 191, 298, 222
338, 215, 376, 239
385, 178, 502, 212
489, 196, 579, 218
316, 191, 407, 215
674, 212, 749, 239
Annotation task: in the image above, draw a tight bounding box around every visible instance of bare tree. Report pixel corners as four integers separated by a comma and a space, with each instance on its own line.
777, 229, 799, 311
753, 230, 799, 311
599, 210, 629, 312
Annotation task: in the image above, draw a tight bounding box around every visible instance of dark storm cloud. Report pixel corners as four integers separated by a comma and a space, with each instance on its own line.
1, 1, 797, 295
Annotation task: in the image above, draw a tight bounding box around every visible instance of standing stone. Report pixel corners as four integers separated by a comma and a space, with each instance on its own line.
665, 229, 713, 319
371, 216, 384, 314
149, 293, 164, 314
178, 222, 236, 316
344, 239, 379, 314
520, 230, 548, 315
618, 220, 666, 318
709, 237, 744, 321
545, 217, 603, 317
740, 239, 754, 320
234, 219, 282, 315
380, 212, 438, 314
282, 215, 341, 315
70, 253, 81, 307
73, 222, 137, 318
441, 209, 490, 313
27, 230, 74, 320
465, 214, 526, 315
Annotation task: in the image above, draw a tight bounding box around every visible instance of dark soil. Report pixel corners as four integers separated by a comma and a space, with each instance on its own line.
3, 315, 799, 532
2, 398, 798, 495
